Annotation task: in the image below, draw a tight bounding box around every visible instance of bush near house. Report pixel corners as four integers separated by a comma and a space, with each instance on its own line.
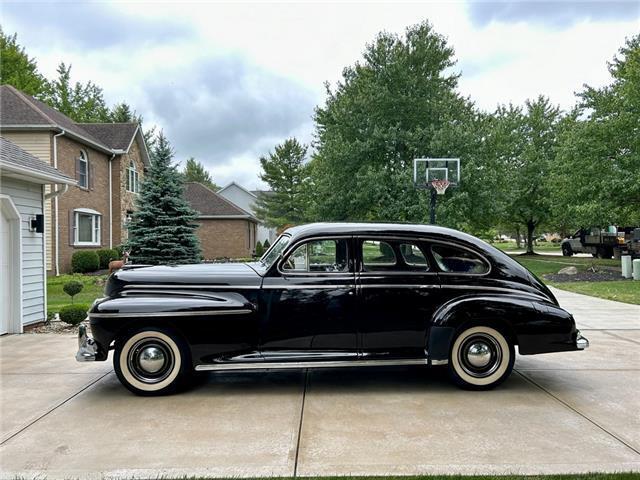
255, 241, 264, 257
71, 250, 100, 273
59, 303, 89, 326
96, 248, 120, 269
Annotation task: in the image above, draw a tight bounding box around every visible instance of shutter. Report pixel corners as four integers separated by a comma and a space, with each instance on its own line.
89, 162, 94, 190
75, 158, 81, 183
69, 210, 75, 246
98, 215, 102, 246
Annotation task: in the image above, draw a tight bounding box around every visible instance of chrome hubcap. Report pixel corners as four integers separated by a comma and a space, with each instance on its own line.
138, 347, 166, 374
466, 342, 492, 368
127, 338, 175, 384
458, 333, 502, 378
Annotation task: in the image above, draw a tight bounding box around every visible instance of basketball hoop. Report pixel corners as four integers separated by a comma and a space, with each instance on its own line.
430, 179, 450, 195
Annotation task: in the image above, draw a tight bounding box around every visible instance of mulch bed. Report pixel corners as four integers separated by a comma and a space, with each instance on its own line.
544, 270, 628, 283
24, 320, 86, 335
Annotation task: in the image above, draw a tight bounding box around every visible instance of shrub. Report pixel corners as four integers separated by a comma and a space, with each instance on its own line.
71, 251, 100, 273
62, 280, 84, 303
263, 238, 271, 249
255, 241, 264, 257
59, 304, 89, 326
96, 248, 119, 269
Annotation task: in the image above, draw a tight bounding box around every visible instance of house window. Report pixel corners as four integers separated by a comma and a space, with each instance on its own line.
73, 209, 101, 246
126, 161, 139, 193
77, 151, 89, 188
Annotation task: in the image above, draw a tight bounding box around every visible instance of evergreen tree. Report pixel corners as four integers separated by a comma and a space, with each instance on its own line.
254, 138, 310, 228
126, 132, 202, 265
0, 29, 49, 97
182, 157, 218, 190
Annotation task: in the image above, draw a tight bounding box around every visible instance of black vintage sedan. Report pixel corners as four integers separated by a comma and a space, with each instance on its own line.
77, 223, 588, 395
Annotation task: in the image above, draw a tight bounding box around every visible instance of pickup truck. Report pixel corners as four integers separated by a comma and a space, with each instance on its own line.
561, 227, 640, 259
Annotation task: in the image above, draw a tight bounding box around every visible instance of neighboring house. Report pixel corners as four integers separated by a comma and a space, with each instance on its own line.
184, 182, 258, 259
0, 85, 150, 274
0, 137, 75, 333
217, 181, 277, 245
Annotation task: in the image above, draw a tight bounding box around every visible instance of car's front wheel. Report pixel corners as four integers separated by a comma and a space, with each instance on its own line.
449, 325, 515, 390
114, 327, 190, 396
562, 244, 573, 256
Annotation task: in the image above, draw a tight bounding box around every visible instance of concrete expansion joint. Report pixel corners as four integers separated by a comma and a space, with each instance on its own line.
515, 370, 640, 457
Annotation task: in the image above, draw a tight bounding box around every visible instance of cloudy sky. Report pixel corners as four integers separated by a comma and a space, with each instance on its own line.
2, 1, 638, 188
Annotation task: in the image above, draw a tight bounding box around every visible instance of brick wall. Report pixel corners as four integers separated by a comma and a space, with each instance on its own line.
55, 136, 111, 273
197, 219, 257, 259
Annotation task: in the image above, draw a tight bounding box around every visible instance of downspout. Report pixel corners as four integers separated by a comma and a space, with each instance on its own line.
52, 130, 65, 276
109, 153, 115, 249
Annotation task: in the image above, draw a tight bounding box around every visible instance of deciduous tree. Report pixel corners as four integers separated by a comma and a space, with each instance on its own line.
182, 157, 218, 191
0, 29, 49, 97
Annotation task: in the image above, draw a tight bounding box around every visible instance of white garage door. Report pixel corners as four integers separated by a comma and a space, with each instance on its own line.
0, 207, 11, 335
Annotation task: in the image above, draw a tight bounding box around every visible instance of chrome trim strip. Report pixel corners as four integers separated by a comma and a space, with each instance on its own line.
359, 284, 439, 289
262, 284, 353, 290
430, 359, 449, 366
195, 358, 429, 371
89, 309, 253, 318
123, 284, 260, 290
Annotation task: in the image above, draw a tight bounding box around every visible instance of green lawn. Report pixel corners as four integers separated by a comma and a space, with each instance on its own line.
513, 256, 639, 305
493, 241, 561, 253
47, 273, 107, 314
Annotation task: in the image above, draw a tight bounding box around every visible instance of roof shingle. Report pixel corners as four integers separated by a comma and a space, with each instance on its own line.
78, 123, 139, 151
0, 136, 74, 182
184, 182, 256, 219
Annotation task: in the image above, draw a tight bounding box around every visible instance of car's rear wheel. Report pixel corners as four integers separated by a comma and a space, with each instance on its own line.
114, 327, 190, 396
449, 325, 514, 390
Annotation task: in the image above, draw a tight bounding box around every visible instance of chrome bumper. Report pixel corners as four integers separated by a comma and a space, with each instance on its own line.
576, 331, 589, 350
76, 324, 98, 362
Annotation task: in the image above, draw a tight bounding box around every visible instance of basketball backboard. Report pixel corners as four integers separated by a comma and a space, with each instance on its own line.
413, 158, 460, 189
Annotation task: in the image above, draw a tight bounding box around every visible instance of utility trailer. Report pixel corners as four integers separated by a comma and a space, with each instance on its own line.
560, 227, 639, 259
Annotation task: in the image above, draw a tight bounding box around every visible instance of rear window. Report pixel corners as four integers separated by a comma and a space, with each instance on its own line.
431, 244, 489, 274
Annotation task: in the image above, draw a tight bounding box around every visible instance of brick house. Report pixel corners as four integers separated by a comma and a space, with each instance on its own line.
0, 85, 150, 274
184, 182, 258, 259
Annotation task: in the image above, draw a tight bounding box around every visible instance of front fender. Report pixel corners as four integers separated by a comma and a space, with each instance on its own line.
427, 294, 576, 361
88, 292, 256, 360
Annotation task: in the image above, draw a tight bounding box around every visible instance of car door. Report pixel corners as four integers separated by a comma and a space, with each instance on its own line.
259, 236, 358, 362
356, 237, 441, 359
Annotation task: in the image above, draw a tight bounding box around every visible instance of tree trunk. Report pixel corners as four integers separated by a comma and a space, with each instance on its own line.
526, 220, 536, 255
515, 226, 521, 249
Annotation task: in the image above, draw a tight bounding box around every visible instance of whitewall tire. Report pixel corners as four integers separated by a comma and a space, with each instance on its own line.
114, 328, 190, 396
449, 325, 514, 390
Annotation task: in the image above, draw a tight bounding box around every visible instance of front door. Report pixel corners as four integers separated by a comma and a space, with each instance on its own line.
260, 237, 357, 361
356, 238, 441, 359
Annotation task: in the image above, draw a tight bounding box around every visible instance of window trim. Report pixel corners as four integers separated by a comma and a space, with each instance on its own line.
74, 209, 101, 246
429, 241, 492, 276
126, 160, 139, 194
277, 235, 353, 276
77, 150, 89, 189
353, 235, 490, 277
361, 239, 398, 270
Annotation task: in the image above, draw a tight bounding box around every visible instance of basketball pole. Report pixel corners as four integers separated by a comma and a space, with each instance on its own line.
430, 188, 437, 225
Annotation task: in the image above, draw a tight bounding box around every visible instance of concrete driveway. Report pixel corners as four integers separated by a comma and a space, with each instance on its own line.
1, 289, 639, 478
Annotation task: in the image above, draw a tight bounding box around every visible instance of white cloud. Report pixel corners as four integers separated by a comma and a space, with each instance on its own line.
2, 1, 638, 188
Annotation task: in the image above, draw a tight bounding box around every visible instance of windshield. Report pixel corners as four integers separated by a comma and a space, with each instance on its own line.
260, 234, 291, 269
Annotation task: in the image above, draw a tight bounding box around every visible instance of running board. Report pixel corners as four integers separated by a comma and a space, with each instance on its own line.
195, 358, 447, 372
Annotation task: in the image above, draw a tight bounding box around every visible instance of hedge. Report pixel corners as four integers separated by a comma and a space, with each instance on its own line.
71, 250, 100, 273
96, 248, 119, 269
59, 304, 89, 326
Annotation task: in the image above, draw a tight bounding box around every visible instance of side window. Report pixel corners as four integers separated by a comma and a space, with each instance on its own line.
77, 151, 88, 188
399, 243, 429, 270
282, 239, 348, 273
362, 240, 396, 271
431, 244, 489, 275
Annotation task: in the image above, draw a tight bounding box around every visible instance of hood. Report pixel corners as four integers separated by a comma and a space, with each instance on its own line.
105, 262, 261, 297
